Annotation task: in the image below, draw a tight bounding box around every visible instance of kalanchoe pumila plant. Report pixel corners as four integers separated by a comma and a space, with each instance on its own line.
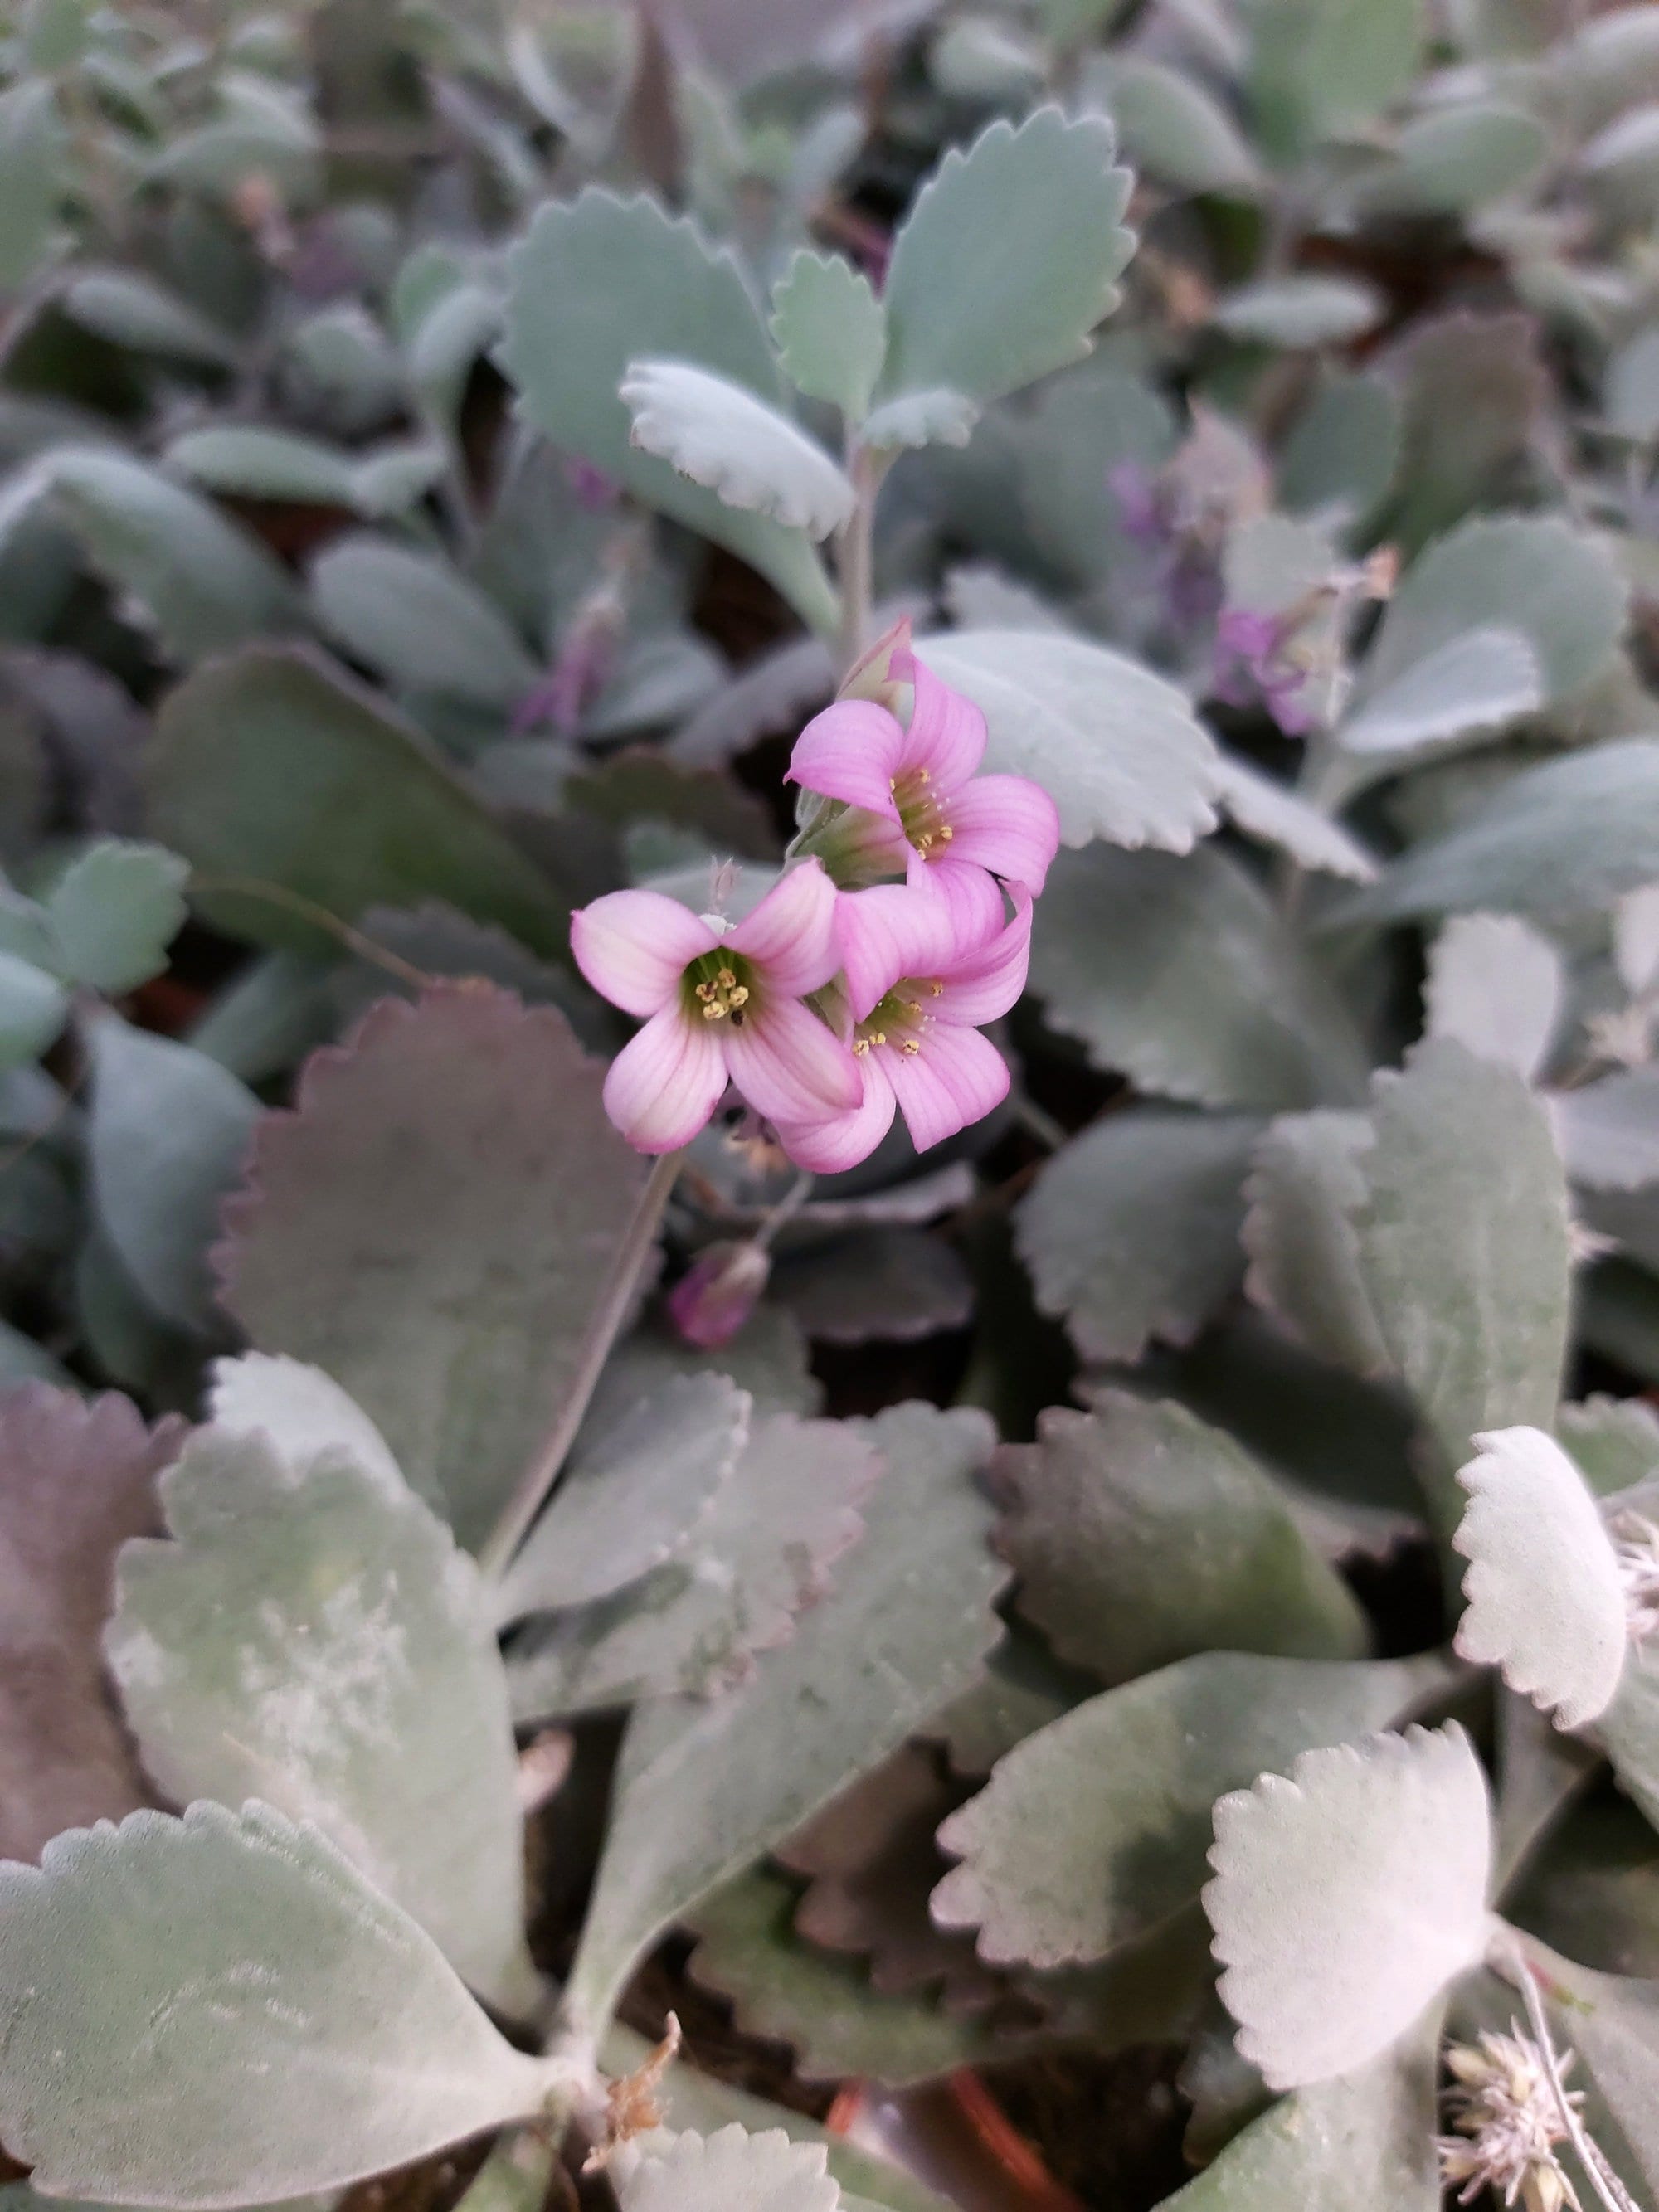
7, 3, 1659, 2212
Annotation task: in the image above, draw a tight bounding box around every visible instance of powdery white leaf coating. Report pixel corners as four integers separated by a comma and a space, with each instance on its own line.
618, 2125, 840, 2212
1339, 628, 1543, 761
1423, 913, 1564, 1083
1209, 754, 1379, 883
1205, 1723, 1492, 2090
1551, 1067, 1659, 1192
1613, 882, 1659, 998
859, 388, 980, 451
1452, 1425, 1627, 1730
0, 1801, 552, 2207
207, 1352, 405, 1496
1213, 275, 1383, 348
620, 360, 856, 540
769, 251, 886, 421
1241, 1110, 1388, 1376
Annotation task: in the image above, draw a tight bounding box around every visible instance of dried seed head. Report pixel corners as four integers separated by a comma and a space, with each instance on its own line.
1438, 2029, 1582, 2212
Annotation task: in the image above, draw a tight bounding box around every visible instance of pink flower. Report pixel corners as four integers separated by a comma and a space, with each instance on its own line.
776, 883, 1033, 1172
571, 859, 861, 1155
788, 634, 1059, 904
668, 1239, 771, 1347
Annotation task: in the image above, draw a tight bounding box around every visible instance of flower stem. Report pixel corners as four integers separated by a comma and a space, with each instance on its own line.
1503, 1934, 1644, 2212
836, 442, 878, 677
477, 1147, 686, 1578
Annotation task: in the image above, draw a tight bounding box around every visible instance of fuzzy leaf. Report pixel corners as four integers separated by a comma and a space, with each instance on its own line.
995, 1396, 1369, 1684
1559, 1396, 1659, 1499
1094, 57, 1258, 194
1423, 913, 1564, 1082
1248, 0, 1424, 158
507, 1408, 872, 1715
1214, 275, 1383, 348
919, 630, 1220, 853
0, 1387, 180, 1864
563, 1404, 1005, 2031
616, 2126, 839, 2212
1210, 756, 1379, 882
770, 251, 886, 421
62, 270, 241, 367
1553, 1067, 1659, 1192
876, 109, 1134, 411
0, 952, 66, 1068
0, 1802, 552, 2208
46, 449, 304, 665
207, 1349, 406, 1493
1452, 1427, 1625, 1736
1524, 1943, 1659, 2197
771, 1228, 972, 1346
1339, 628, 1543, 762
45, 839, 189, 994
1015, 1108, 1261, 1363
1278, 372, 1401, 528
1029, 843, 1369, 1109
1363, 102, 1548, 216
106, 1422, 538, 2015
88, 1015, 260, 1337
932, 1652, 1443, 1969
167, 427, 445, 518
216, 985, 648, 1551
499, 190, 836, 638
147, 648, 574, 962
860, 389, 981, 452
1206, 1723, 1491, 2088
310, 537, 540, 710
1242, 1111, 1388, 1374
494, 1373, 749, 1621
620, 360, 854, 539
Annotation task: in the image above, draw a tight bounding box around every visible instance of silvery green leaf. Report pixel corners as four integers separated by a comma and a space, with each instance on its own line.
46, 449, 304, 665
1552, 1067, 1659, 1191
1452, 1426, 1627, 1731
1355, 515, 1627, 717
494, 1373, 748, 1621
1090, 57, 1258, 194
1340, 740, 1659, 924
499, 191, 837, 639
89, 1015, 260, 1336
770, 251, 886, 421
1423, 912, 1564, 1082
1517, 1942, 1659, 2198
1247, 0, 1423, 157
1211, 755, 1379, 882
1339, 627, 1544, 761
1155, 2035, 1441, 2212
207, 1351, 405, 1494
106, 1427, 538, 2015
1360, 102, 1548, 216
859, 388, 981, 452
168, 427, 446, 520
995, 1396, 1370, 1685
148, 649, 572, 963
931, 16, 1047, 100
619, 360, 854, 540
1614, 883, 1659, 998
1029, 844, 1370, 1110
310, 536, 539, 712
1221, 513, 1335, 615
941, 565, 1066, 634
61, 270, 241, 368
1206, 1723, 1491, 2089
0, 951, 66, 1069
0, 82, 61, 290
920, 630, 1219, 856
616, 2126, 839, 2212
875, 109, 1134, 412
0, 1801, 552, 2207
506, 1410, 873, 1714
1559, 1395, 1659, 1498
46, 839, 189, 994
771, 1228, 971, 1346
1015, 1108, 1262, 1363
1213, 276, 1384, 348
932, 1652, 1445, 1969
669, 632, 835, 769
562, 1404, 1005, 2032
612, 1307, 822, 1420
217, 986, 649, 1553
407, 284, 502, 432
1346, 1042, 1571, 1485
1277, 372, 1401, 529
1608, 327, 1659, 442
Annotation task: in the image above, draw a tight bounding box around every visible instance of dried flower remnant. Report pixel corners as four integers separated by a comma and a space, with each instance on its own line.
1438, 2030, 1583, 2212
668, 1238, 771, 1348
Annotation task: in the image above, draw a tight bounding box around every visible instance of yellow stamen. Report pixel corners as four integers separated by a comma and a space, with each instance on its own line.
701, 1002, 725, 1021
717, 967, 736, 988
900, 1038, 921, 1054
852, 1038, 870, 1057
927, 980, 945, 996
727, 984, 749, 1006
902, 999, 923, 1015
937, 823, 953, 843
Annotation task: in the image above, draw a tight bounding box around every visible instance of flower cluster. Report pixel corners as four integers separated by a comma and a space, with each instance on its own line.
1438, 2029, 1581, 2212
570, 621, 1059, 1173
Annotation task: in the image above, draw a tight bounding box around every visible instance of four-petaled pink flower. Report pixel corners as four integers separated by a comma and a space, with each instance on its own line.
775, 883, 1034, 1172
788, 637, 1059, 906
571, 858, 860, 1155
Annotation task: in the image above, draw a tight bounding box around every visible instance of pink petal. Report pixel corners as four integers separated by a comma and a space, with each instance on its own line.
902, 856, 1006, 955
572, 891, 717, 1018
727, 858, 842, 997
724, 996, 863, 1124
887, 1022, 1010, 1153
836, 884, 956, 1021
776, 1058, 898, 1174
895, 655, 985, 795
787, 700, 906, 818
938, 892, 1034, 1028
840, 615, 915, 707
602, 1004, 728, 1152
943, 774, 1062, 895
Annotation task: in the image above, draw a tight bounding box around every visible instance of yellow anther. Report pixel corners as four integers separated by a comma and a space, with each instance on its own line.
900, 1038, 922, 1054
870, 1030, 887, 1047
927, 980, 945, 996
701, 1002, 726, 1022
728, 984, 749, 1007
902, 999, 923, 1015
695, 980, 716, 1000
915, 768, 931, 785
717, 968, 736, 989
852, 1038, 870, 1057
936, 823, 953, 843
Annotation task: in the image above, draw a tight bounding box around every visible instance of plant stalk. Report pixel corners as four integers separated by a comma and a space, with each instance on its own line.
477, 1146, 685, 1578
1503, 1934, 1645, 2212
836, 441, 878, 676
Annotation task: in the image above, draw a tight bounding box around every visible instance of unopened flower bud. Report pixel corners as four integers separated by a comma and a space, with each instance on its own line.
668, 1240, 771, 1349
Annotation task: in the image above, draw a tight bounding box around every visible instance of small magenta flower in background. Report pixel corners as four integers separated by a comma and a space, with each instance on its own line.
667, 1238, 772, 1347
776, 883, 1034, 1173
788, 622, 1059, 906
571, 857, 860, 1155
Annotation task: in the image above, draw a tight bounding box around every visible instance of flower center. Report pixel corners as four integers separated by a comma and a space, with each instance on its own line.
684, 950, 756, 1027
852, 975, 945, 1058
890, 768, 956, 862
